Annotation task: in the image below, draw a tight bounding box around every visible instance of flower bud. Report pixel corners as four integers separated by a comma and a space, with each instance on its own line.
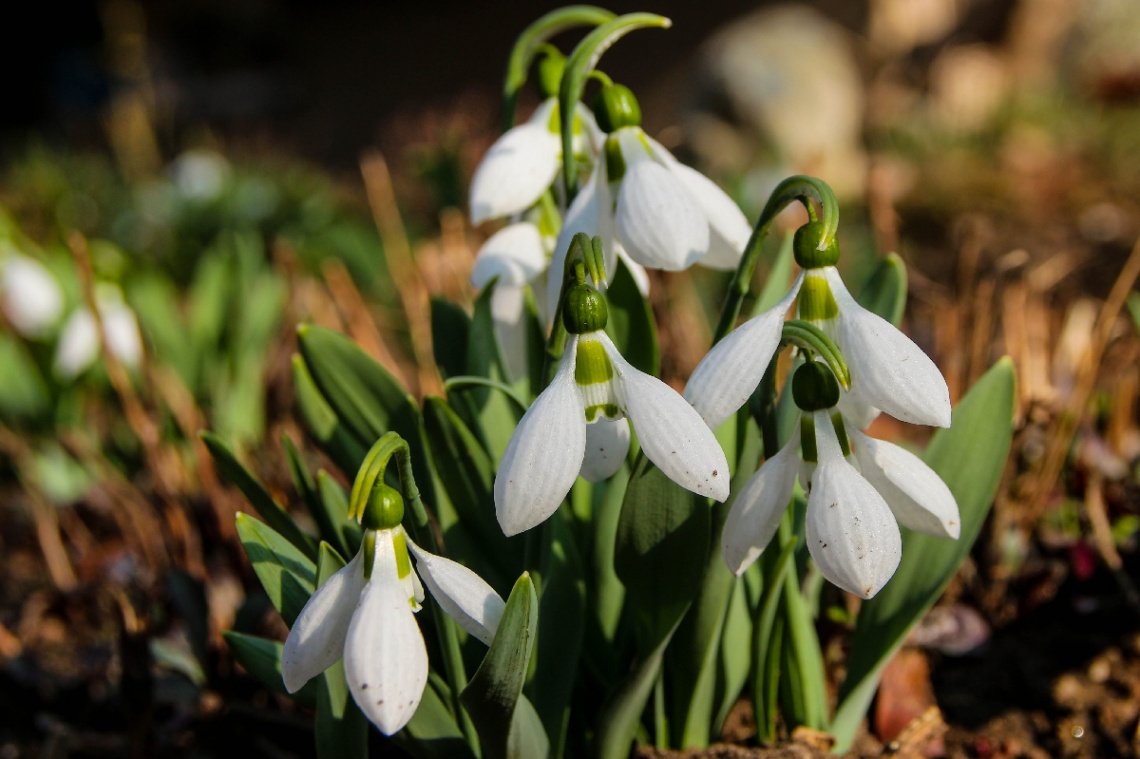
537, 50, 566, 100
562, 282, 608, 334
362, 483, 405, 531
592, 83, 641, 133
793, 221, 840, 269
792, 361, 840, 412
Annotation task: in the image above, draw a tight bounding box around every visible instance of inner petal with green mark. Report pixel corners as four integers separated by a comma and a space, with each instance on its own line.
798, 271, 839, 323
575, 335, 622, 423
391, 528, 422, 611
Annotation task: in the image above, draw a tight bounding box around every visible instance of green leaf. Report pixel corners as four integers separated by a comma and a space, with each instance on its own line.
431, 297, 471, 380
508, 695, 551, 759
127, 273, 197, 389
203, 432, 317, 558
283, 435, 354, 559
398, 675, 475, 759
223, 631, 317, 708
605, 258, 660, 376
855, 253, 908, 327
318, 470, 362, 557
713, 576, 752, 734
831, 358, 1017, 751
460, 573, 540, 759
749, 231, 795, 318
615, 456, 709, 648
297, 324, 434, 503
0, 335, 50, 422
594, 620, 680, 759
292, 354, 368, 475
188, 248, 232, 350
234, 512, 316, 626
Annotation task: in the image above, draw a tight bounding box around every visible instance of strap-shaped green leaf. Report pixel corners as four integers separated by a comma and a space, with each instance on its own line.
831, 357, 1017, 750
460, 572, 540, 759
223, 631, 317, 708
235, 512, 316, 626
204, 432, 317, 558
282, 435, 350, 559
855, 252, 908, 326
604, 258, 660, 376
292, 354, 367, 475
431, 297, 471, 380
396, 675, 475, 759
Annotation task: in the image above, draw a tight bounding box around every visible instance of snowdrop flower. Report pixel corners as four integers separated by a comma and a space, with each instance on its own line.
496, 280, 729, 536
282, 485, 505, 735
54, 285, 143, 379
0, 253, 63, 338
684, 221, 950, 431
721, 362, 959, 598
547, 82, 752, 314
470, 220, 550, 382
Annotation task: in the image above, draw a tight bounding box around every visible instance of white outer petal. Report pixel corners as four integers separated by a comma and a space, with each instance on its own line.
683, 273, 804, 429
850, 430, 960, 539
344, 532, 429, 736
490, 284, 529, 384
102, 302, 143, 369
603, 334, 730, 501
824, 268, 951, 428
469, 100, 560, 224
616, 160, 708, 271
548, 168, 603, 318
407, 541, 505, 645
54, 308, 100, 378
281, 550, 364, 693
805, 412, 901, 599
667, 162, 751, 271
0, 256, 63, 337
471, 222, 546, 289
721, 427, 801, 575
836, 386, 880, 431
580, 417, 631, 482
494, 338, 586, 535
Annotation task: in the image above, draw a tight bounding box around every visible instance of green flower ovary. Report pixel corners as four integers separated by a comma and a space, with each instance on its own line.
575, 336, 621, 422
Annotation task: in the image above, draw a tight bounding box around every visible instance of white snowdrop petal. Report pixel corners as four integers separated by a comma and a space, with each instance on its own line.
102, 302, 143, 369
548, 168, 603, 318
604, 335, 730, 501
0, 256, 63, 337
721, 428, 801, 575
494, 340, 587, 536
54, 309, 100, 379
471, 222, 546, 289
580, 417, 631, 482
824, 268, 951, 428
851, 430, 960, 539
616, 160, 709, 271
806, 413, 901, 599
683, 273, 803, 429
668, 162, 751, 270
344, 575, 428, 735
836, 386, 880, 431
407, 542, 506, 646
469, 100, 561, 225
281, 551, 364, 694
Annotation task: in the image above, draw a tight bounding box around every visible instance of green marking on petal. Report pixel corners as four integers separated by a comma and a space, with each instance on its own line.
575, 338, 614, 385
801, 416, 818, 464
831, 413, 851, 457
547, 102, 562, 134
798, 273, 838, 322
604, 135, 626, 183
585, 403, 620, 422
392, 529, 412, 580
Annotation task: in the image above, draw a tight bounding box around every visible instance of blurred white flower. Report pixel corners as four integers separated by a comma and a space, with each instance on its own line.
170, 149, 231, 201
0, 254, 63, 338
54, 287, 142, 379
282, 526, 504, 735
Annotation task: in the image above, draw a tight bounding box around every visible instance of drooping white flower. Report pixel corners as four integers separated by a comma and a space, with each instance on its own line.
54, 286, 143, 379
0, 254, 63, 338
547, 126, 751, 315
495, 302, 730, 536
469, 98, 602, 226
684, 237, 950, 431
721, 404, 958, 598
282, 525, 504, 736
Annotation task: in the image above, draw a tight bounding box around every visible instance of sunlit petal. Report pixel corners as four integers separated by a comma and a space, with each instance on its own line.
471, 222, 546, 289
850, 430, 960, 539
616, 160, 708, 271
580, 417, 631, 482
805, 412, 901, 599
0, 255, 63, 338
604, 334, 730, 501
281, 551, 364, 693
469, 100, 561, 224
54, 309, 100, 379
495, 339, 587, 535
721, 427, 801, 575
835, 386, 880, 431
407, 541, 506, 646
824, 268, 951, 428
102, 301, 142, 369
667, 162, 751, 271
684, 273, 803, 429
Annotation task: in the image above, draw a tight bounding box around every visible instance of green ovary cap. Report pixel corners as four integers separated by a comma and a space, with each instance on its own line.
592, 83, 642, 133
537, 50, 566, 101
793, 221, 840, 269
792, 361, 841, 412
362, 483, 405, 531
563, 283, 609, 334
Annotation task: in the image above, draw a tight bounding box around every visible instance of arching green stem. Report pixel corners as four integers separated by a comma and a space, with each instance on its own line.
443, 375, 530, 412
712, 176, 840, 344
501, 5, 615, 132
780, 320, 851, 390
541, 232, 606, 390
559, 13, 672, 200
